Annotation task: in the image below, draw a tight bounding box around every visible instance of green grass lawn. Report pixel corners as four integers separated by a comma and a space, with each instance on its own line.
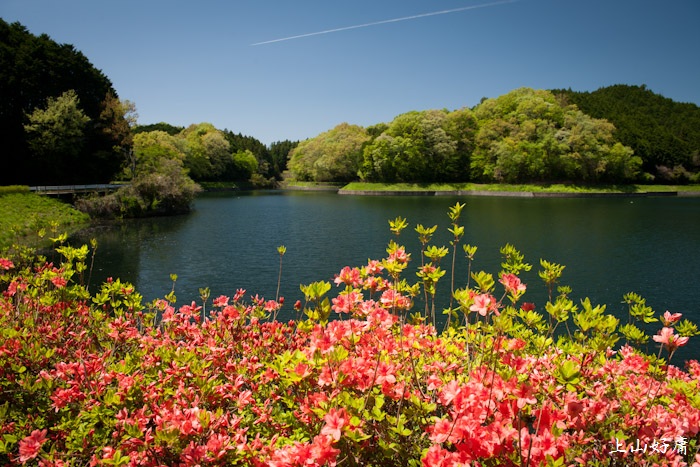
340, 182, 700, 193
283, 180, 346, 188
0, 192, 89, 248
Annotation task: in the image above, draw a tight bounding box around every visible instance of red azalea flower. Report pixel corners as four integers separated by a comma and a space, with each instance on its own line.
212, 295, 229, 307
233, 288, 246, 302
19, 429, 47, 463
51, 276, 67, 289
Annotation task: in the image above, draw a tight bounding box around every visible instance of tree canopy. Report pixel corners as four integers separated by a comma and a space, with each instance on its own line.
128, 124, 296, 187
0, 19, 131, 184
360, 109, 476, 183
470, 88, 641, 183
289, 123, 370, 182
553, 85, 700, 182
291, 88, 643, 184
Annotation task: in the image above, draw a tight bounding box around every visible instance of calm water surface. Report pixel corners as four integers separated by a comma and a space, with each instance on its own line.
73, 191, 700, 360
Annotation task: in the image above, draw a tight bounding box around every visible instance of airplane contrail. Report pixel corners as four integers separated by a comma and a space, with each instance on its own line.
251, 0, 518, 46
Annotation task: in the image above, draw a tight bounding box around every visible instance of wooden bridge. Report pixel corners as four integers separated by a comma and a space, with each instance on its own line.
29, 184, 126, 195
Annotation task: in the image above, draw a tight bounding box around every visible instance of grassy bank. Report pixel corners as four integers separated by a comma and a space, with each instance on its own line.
0, 192, 89, 248
280, 180, 344, 190
341, 182, 700, 193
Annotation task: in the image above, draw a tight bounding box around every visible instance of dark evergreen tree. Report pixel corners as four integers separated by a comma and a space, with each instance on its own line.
269, 140, 299, 176
133, 122, 184, 136
553, 85, 700, 181
223, 130, 277, 179
0, 19, 128, 184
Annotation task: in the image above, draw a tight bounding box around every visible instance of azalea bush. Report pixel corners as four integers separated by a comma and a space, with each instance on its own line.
2, 204, 700, 466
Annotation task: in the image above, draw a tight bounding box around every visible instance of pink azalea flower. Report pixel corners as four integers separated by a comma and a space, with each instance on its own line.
365, 259, 384, 275
653, 326, 690, 352
662, 310, 683, 326
332, 291, 362, 314
0, 257, 14, 270
320, 408, 348, 441
470, 293, 497, 316
264, 299, 281, 313
388, 247, 409, 264
19, 429, 47, 463
500, 273, 526, 295
334, 266, 361, 287
380, 289, 411, 310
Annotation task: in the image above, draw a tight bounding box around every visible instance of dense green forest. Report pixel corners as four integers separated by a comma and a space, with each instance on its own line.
291, 88, 648, 184
554, 85, 700, 182
291, 87, 700, 185
0, 19, 296, 191
0, 19, 131, 185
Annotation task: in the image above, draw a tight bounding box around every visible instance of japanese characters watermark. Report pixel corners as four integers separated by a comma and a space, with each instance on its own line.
611, 436, 687, 456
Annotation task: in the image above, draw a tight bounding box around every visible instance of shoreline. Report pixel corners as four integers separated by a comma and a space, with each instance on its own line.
336, 188, 700, 198
283, 181, 700, 198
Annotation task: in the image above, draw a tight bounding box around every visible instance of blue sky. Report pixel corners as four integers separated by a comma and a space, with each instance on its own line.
2, 0, 699, 145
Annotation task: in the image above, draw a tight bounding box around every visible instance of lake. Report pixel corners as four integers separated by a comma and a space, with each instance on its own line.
72, 191, 700, 361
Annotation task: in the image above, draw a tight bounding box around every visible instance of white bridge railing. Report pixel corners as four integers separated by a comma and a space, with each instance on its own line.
29, 184, 126, 195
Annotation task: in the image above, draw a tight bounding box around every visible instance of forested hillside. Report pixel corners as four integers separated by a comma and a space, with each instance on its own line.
0, 19, 132, 185
128, 123, 297, 186
290, 88, 644, 184
553, 85, 700, 182
0, 19, 298, 190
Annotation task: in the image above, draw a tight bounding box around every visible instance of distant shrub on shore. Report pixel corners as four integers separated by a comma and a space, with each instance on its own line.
76, 159, 201, 218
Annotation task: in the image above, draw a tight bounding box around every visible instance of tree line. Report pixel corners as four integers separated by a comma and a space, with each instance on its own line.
290, 86, 700, 185
553, 84, 700, 183
0, 19, 297, 190
4, 18, 699, 190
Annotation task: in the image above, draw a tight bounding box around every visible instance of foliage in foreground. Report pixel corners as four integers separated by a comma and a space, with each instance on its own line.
2, 204, 700, 466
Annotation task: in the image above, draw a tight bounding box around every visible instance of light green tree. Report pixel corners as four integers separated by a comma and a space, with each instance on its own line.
360, 109, 470, 182
130, 130, 186, 178
231, 149, 259, 180
288, 123, 370, 182
24, 90, 91, 176
470, 87, 639, 183
181, 123, 232, 181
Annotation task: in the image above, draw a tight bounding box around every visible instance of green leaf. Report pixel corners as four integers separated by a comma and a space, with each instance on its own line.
471, 271, 494, 293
